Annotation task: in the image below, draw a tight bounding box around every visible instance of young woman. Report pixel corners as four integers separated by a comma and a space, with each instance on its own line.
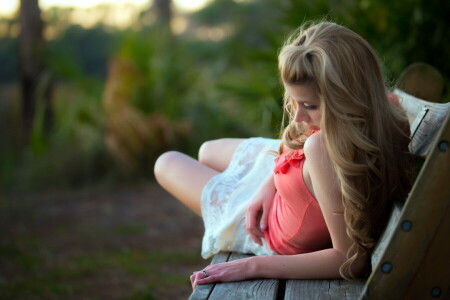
154, 21, 414, 289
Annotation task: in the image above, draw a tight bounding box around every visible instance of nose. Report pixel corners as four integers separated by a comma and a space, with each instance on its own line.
294, 106, 309, 123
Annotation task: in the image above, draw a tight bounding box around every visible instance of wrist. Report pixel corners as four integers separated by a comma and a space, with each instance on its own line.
246, 256, 263, 278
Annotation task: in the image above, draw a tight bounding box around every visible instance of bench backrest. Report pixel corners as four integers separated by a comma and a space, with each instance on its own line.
362, 113, 450, 299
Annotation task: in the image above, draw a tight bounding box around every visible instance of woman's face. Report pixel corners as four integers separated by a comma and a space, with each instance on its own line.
284, 83, 322, 130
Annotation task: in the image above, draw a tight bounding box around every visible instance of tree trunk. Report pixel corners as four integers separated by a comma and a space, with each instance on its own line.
19, 0, 52, 139
153, 0, 172, 31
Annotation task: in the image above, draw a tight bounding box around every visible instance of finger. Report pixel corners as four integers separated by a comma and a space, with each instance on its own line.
253, 237, 262, 246
245, 208, 265, 246
249, 225, 264, 238
259, 206, 269, 232
246, 217, 264, 240
245, 211, 261, 236
246, 227, 259, 244
248, 229, 263, 246
190, 272, 198, 290
191, 271, 205, 289
245, 209, 255, 231
196, 275, 216, 286
252, 227, 264, 237
245, 205, 260, 229
192, 272, 202, 290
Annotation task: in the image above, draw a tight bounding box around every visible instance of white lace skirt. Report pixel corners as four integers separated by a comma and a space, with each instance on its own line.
200, 137, 281, 259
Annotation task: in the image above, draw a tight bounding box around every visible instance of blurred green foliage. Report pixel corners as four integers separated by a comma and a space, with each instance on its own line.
49, 24, 124, 78
0, 0, 448, 190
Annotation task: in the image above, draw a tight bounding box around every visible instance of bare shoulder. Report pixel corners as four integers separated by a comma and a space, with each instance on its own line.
303, 131, 342, 211
303, 131, 327, 163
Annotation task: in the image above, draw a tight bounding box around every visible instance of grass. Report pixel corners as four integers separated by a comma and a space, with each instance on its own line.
0, 238, 200, 300
0, 185, 206, 300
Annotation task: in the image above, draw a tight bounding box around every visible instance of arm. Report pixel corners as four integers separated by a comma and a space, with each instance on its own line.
190, 174, 277, 289
191, 132, 367, 288
191, 247, 347, 290
245, 174, 277, 246
253, 132, 367, 279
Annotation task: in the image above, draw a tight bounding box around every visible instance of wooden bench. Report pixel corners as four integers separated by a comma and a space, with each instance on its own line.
190, 109, 450, 300
189, 251, 365, 299
190, 65, 450, 299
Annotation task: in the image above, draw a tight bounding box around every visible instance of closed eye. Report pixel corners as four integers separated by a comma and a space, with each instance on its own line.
302, 103, 319, 110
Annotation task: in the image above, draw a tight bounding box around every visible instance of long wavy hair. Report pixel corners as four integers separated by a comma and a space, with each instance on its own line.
278, 21, 412, 279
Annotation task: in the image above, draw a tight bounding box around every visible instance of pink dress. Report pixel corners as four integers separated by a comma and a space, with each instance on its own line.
201, 137, 331, 258
265, 148, 331, 254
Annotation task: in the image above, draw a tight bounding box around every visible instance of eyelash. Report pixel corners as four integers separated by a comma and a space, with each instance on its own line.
301, 103, 318, 110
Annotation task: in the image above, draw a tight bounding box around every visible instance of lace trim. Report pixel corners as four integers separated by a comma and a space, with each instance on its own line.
200, 137, 280, 258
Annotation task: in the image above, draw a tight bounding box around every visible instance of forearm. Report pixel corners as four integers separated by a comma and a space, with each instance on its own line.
191, 247, 367, 288
260, 173, 276, 194
250, 248, 367, 279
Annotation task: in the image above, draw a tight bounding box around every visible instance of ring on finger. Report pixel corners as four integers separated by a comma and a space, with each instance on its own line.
202, 269, 209, 277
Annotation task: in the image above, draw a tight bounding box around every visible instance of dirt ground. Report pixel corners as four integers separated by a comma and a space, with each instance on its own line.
0, 183, 207, 300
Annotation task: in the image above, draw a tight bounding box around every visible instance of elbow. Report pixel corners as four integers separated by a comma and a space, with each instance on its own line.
338, 251, 370, 280
351, 255, 370, 279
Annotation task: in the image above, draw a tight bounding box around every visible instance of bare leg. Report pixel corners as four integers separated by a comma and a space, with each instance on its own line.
154, 138, 245, 215
199, 138, 246, 172
154, 151, 218, 215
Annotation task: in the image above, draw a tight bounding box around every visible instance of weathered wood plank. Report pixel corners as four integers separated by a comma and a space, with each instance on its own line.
285, 279, 364, 300
189, 252, 231, 300
361, 114, 450, 299
370, 202, 403, 270
207, 253, 280, 300
403, 199, 450, 299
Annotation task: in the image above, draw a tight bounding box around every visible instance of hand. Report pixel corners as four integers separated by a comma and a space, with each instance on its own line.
190, 257, 253, 290
245, 175, 276, 246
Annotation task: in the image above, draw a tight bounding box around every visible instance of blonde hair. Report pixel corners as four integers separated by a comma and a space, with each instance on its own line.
278, 21, 412, 279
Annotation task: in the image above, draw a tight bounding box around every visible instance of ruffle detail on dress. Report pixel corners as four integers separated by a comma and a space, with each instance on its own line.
273, 149, 305, 174
273, 130, 318, 174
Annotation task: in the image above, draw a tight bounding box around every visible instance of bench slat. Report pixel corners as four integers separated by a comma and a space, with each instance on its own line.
207, 253, 280, 300
189, 252, 231, 300
189, 253, 280, 300
370, 201, 403, 270
285, 279, 365, 300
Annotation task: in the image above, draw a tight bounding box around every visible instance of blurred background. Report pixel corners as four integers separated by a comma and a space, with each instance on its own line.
0, 0, 449, 299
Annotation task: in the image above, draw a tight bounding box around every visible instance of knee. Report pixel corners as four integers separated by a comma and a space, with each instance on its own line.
154, 151, 181, 184
198, 140, 221, 167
